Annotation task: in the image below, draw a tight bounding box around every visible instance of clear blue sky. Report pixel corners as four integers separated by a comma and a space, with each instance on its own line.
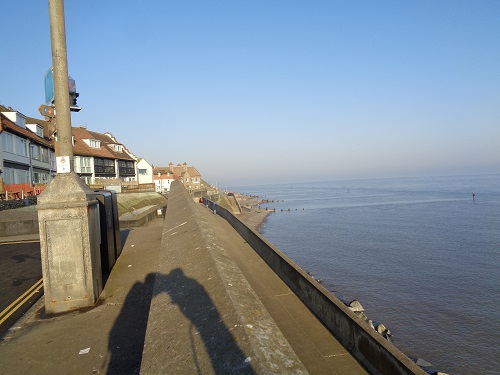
2, 1, 499, 186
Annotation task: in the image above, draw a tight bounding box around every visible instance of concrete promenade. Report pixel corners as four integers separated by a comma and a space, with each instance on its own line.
0, 189, 370, 374
0, 191, 366, 374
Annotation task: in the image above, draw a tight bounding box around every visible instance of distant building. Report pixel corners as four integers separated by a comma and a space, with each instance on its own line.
153, 171, 179, 193
154, 162, 202, 192
136, 158, 153, 184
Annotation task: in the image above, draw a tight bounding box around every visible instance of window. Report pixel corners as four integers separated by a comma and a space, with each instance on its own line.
139, 168, 148, 175
18, 170, 29, 184
4, 167, 29, 184
49, 150, 56, 169
94, 158, 115, 175
2, 133, 14, 153
33, 172, 50, 184
81, 157, 91, 173
118, 160, 135, 176
88, 139, 101, 148
40, 148, 49, 163
2, 168, 15, 184
16, 138, 27, 156
112, 144, 123, 152
74, 156, 92, 174
32, 144, 41, 160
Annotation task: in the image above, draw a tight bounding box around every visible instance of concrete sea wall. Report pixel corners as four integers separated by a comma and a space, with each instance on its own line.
142, 181, 307, 374
205, 199, 425, 375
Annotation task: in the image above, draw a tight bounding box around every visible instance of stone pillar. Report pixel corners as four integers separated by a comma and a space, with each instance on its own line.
37, 0, 102, 314
37, 174, 102, 314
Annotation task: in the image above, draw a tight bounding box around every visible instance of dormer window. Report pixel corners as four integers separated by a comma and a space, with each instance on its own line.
111, 144, 123, 152
25, 124, 44, 137
84, 139, 101, 148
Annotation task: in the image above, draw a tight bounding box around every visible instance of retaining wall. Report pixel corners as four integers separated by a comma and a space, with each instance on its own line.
0, 193, 167, 237
119, 205, 165, 228
0, 217, 39, 237
205, 198, 425, 375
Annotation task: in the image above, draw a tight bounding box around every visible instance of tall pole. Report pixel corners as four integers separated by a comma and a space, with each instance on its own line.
37, 0, 102, 314
48, 0, 73, 169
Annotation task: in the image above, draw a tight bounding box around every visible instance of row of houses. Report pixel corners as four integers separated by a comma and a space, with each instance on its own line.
0, 105, 203, 195
152, 163, 203, 194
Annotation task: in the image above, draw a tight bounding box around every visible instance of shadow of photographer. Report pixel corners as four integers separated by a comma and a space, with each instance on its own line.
108, 268, 255, 374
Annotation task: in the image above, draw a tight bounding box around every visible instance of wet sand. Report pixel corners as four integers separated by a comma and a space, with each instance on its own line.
232, 193, 271, 231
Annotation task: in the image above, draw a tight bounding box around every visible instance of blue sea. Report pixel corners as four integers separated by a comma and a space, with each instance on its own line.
234, 174, 500, 375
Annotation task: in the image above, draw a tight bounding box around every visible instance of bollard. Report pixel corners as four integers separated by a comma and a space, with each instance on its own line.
213, 202, 217, 214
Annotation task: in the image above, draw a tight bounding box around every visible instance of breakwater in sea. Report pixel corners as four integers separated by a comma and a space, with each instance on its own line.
233, 174, 500, 375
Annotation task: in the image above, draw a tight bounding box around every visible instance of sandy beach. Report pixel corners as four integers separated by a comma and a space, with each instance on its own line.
231, 193, 272, 231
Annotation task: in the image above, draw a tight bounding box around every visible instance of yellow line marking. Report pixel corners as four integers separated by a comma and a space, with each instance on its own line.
0, 278, 43, 324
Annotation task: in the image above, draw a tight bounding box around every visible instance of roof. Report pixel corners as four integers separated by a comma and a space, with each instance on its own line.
25, 116, 55, 140
153, 173, 180, 181
72, 127, 135, 161
153, 163, 201, 177
0, 112, 53, 148
1, 105, 138, 164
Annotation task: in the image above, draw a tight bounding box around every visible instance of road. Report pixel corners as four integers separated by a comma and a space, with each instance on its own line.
0, 240, 43, 336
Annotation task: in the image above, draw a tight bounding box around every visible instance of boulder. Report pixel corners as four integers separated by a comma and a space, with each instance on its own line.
376, 323, 386, 335
355, 311, 367, 321
367, 319, 375, 330
348, 300, 364, 313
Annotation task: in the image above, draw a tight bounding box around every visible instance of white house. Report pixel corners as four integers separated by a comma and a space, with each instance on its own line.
153, 172, 179, 193
136, 158, 153, 184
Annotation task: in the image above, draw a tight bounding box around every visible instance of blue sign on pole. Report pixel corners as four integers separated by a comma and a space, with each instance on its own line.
44, 68, 54, 105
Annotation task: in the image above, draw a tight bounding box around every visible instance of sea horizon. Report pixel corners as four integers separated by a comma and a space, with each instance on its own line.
229, 171, 500, 191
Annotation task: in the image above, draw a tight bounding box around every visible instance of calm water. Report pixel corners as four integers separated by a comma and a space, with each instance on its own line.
234, 174, 500, 375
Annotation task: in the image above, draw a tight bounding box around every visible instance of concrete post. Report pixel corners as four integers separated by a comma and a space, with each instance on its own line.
37, 0, 102, 314
48, 0, 73, 168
